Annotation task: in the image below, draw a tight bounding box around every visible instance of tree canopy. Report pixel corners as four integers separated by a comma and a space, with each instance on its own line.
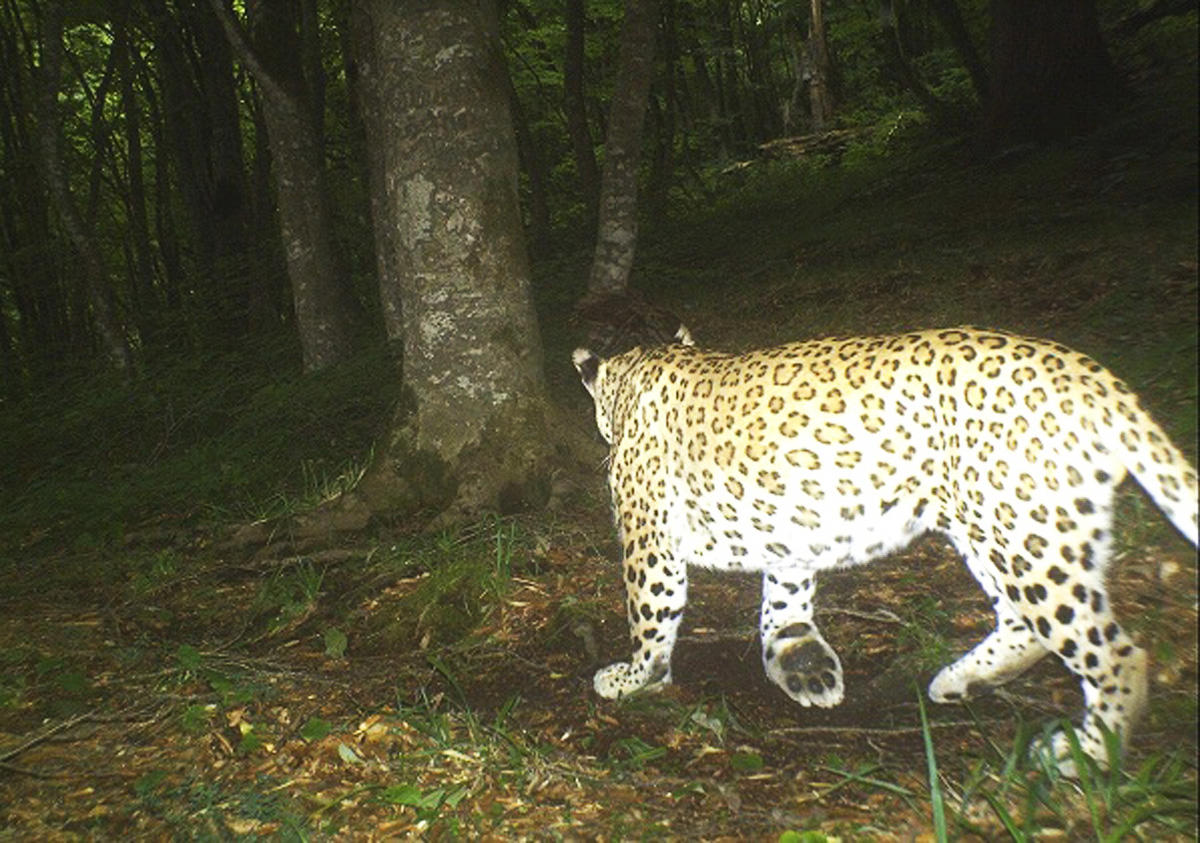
4, 0, 1172, 394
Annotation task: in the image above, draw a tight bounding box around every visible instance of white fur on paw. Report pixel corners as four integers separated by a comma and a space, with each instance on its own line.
766, 630, 844, 708
593, 661, 671, 699
928, 665, 970, 703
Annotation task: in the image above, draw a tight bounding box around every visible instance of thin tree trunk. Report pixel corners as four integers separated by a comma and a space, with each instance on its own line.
119, 19, 160, 345
36, 0, 133, 375
348, 6, 402, 342
504, 64, 552, 257
879, 0, 957, 127
807, 0, 834, 131
564, 0, 600, 225
208, 0, 358, 372
586, 0, 660, 297
928, 0, 988, 103
646, 0, 677, 216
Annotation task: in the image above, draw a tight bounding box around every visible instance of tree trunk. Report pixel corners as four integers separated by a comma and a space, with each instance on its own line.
986, 0, 1122, 143
646, 0, 678, 217
347, 6, 403, 342
564, 0, 600, 225
806, 0, 834, 131
504, 64, 552, 257
118, 17, 161, 346
928, 0, 989, 104
0, 3, 69, 376
879, 0, 955, 127
208, 0, 359, 372
35, 0, 133, 376
586, 0, 660, 297
350, 0, 556, 524
149, 0, 254, 339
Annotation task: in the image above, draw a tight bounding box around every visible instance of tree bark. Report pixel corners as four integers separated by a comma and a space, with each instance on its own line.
503, 62, 552, 257
350, 0, 556, 524
879, 0, 956, 127
986, 0, 1122, 143
927, 0, 988, 104
564, 0, 600, 225
149, 0, 254, 338
806, 0, 834, 131
35, 0, 133, 376
118, 15, 160, 344
208, 0, 359, 372
586, 0, 660, 297
0, 1, 71, 375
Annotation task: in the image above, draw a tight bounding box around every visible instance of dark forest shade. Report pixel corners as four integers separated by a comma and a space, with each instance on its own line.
986, 0, 1123, 143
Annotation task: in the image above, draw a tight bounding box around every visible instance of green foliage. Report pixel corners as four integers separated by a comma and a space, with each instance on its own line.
608, 735, 668, 771
917, 690, 949, 842
323, 626, 348, 659
730, 749, 765, 773
896, 595, 955, 675
0, 339, 396, 557
941, 717, 1200, 840
371, 518, 528, 649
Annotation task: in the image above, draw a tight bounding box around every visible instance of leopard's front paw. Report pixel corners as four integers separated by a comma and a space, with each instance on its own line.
593, 658, 671, 699
764, 623, 844, 708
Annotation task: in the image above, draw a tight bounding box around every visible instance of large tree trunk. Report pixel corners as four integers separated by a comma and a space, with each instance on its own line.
208, 0, 358, 372
586, 0, 660, 297
986, 0, 1122, 143
350, 0, 556, 524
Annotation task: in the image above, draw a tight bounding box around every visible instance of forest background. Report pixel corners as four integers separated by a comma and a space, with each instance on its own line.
0, 0, 1197, 838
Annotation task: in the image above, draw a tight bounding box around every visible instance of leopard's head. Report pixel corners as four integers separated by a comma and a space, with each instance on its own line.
572, 323, 693, 444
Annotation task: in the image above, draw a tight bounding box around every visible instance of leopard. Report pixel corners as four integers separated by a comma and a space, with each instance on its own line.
572, 326, 1197, 773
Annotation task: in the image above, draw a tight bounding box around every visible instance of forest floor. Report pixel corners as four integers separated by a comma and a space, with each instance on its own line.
2, 62, 1198, 842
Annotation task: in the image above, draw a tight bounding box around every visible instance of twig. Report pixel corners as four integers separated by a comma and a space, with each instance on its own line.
0, 711, 93, 764
770, 718, 996, 737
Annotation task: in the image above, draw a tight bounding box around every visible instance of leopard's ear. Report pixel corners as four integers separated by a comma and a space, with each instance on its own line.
675, 324, 695, 346
572, 348, 602, 395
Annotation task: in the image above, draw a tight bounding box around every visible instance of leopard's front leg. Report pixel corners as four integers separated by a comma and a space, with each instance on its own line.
594, 546, 688, 699
760, 568, 844, 707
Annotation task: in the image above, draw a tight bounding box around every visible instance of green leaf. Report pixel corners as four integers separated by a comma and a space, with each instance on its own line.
300, 717, 332, 741
778, 832, 831, 843
731, 751, 765, 772
133, 769, 168, 798
53, 670, 90, 696
180, 703, 214, 735
323, 626, 348, 659
379, 784, 444, 809
175, 644, 202, 672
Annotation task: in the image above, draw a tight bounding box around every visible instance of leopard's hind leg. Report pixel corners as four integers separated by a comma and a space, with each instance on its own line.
929, 540, 1048, 702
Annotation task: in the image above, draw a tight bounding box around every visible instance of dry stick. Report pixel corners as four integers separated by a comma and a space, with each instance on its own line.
770, 718, 995, 736
0, 711, 93, 765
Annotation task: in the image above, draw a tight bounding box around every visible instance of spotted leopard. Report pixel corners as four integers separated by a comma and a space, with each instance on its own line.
573, 327, 1197, 772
